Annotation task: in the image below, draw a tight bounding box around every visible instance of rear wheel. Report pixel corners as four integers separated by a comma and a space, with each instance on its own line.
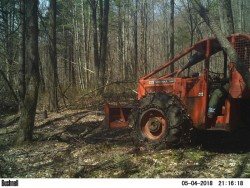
130, 93, 191, 149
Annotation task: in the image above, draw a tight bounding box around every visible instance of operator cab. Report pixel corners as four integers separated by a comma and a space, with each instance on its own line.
173, 35, 250, 130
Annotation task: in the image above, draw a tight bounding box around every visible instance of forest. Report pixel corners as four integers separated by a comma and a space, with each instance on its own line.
1, 0, 250, 179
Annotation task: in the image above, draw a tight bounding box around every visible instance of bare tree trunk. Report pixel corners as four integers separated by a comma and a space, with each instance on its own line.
218, 0, 234, 34
18, 0, 26, 103
144, 1, 148, 74
99, 0, 109, 90
192, 0, 250, 88
237, 0, 243, 32
140, 1, 147, 75
89, 0, 99, 90
85, 7, 91, 87
186, 0, 194, 48
118, 1, 123, 80
89, 0, 109, 93
81, 0, 86, 89
63, 30, 68, 83
48, 0, 58, 112
169, 0, 175, 72
15, 0, 40, 145
163, 0, 169, 61
140, 1, 144, 75
133, 0, 138, 80
67, 30, 76, 87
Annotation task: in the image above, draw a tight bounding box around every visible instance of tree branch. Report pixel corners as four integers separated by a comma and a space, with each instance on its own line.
192, 0, 250, 88
0, 69, 19, 103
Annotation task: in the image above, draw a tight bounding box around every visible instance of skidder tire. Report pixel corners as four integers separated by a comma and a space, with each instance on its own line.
130, 93, 191, 149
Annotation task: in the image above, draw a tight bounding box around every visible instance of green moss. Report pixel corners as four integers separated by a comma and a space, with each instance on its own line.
184, 150, 206, 161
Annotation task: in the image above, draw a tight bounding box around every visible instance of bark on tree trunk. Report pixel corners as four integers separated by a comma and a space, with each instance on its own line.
48, 0, 58, 112
89, 0, 109, 93
218, 0, 234, 34
99, 0, 109, 90
169, 0, 175, 72
118, 1, 123, 80
15, 0, 40, 145
18, 0, 26, 103
133, 0, 138, 81
140, 1, 147, 75
91, 0, 100, 90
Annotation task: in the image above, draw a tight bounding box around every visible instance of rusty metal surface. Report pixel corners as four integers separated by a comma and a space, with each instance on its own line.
104, 101, 132, 129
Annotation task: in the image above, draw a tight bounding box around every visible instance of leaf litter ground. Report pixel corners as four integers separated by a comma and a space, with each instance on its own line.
1, 109, 250, 178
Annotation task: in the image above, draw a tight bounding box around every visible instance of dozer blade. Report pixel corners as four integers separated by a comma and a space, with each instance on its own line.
104, 101, 132, 129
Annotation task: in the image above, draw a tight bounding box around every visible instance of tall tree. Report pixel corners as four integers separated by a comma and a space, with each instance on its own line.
133, 0, 138, 80
163, 0, 169, 61
117, 0, 124, 80
218, 0, 234, 35
15, 0, 40, 145
89, 0, 99, 89
99, 0, 109, 89
140, 1, 148, 75
192, 0, 250, 88
169, 0, 175, 72
18, 0, 26, 104
88, 0, 109, 93
48, 0, 58, 112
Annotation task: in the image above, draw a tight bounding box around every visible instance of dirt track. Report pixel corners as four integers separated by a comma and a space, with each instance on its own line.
1, 109, 250, 178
